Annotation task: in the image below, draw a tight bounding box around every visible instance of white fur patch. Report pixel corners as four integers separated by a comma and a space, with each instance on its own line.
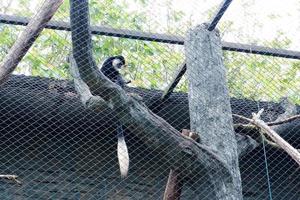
118, 136, 129, 178
112, 58, 121, 68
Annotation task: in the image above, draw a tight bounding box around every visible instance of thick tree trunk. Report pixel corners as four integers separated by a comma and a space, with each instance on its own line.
185, 24, 243, 199
69, 1, 241, 194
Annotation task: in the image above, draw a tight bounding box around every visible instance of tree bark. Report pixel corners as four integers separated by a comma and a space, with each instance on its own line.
163, 129, 199, 200
185, 24, 243, 199
68, 1, 299, 198
69, 0, 253, 194
1, 75, 298, 146
0, 0, 64, 85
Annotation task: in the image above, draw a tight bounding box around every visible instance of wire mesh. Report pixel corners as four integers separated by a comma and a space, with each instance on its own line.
0, 0, 299, 199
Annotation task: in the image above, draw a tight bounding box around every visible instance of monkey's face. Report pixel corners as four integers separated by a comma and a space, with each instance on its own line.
112, 56, 126, 70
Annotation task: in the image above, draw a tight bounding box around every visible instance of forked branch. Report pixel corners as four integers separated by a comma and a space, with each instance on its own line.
235, 109, 300, 166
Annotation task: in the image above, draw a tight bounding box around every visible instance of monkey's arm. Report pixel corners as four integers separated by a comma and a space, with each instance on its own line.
116, 75, 131, 88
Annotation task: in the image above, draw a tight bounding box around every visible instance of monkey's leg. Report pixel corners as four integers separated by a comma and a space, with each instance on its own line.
117, 123, 130, 178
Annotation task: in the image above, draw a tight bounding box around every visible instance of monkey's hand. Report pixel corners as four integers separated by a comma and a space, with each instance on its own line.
125, 80, 131, 84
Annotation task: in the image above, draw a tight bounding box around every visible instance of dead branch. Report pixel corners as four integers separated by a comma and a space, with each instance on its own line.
0, 0, 64, 85
237, 109, 300, 166
163, 129, 198, 200
234, 113, 300, 150
233, 113, 300, 134
252, 110, 300, 166
267, 114, 300, 126
0, 175, 21, 184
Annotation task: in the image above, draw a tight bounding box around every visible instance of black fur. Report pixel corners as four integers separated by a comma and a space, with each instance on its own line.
100, 55, 130, 177
100, 55, 127, 88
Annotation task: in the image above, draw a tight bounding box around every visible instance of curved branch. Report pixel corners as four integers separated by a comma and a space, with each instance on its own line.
69, 0, 233, 182
69, 54, 112, 111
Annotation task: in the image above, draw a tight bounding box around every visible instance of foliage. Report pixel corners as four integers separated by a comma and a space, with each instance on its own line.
0, 0, 299, 104
223, 29, 299, 104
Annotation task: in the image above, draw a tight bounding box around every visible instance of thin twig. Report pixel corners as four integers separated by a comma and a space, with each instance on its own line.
236, 109, 300, 166
266, 114, 300, 126
233, 114, 252, 123
234, 113, 300, 153
233, 114, 300, 126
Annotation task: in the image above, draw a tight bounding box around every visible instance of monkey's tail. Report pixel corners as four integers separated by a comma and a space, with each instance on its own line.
117, 123, 129, 178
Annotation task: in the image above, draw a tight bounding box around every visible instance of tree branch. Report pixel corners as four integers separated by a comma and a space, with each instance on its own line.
233, 112, 300, 131
237, 109, 300, 166
69, 0, 235, 184
267, 114, 300, 126
69, 54, 112, 111
0, 0, 64, 85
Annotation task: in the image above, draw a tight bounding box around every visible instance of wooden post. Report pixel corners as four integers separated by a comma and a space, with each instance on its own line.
185, 24, 243, 199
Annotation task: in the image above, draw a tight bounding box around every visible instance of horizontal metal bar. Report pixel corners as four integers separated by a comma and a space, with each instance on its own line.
222, 42, 300, 59
1, 14, 300, 60
208, 0, 233, 31
0, 14, 184, 45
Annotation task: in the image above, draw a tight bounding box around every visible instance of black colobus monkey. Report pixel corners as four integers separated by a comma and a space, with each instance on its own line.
101, 55, 130, 87
100, 55, 130, 178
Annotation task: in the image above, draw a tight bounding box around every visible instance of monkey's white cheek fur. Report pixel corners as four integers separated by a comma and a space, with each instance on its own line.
112, 58, 121, 68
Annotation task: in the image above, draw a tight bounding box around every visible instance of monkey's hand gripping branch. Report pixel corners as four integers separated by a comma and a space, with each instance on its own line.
69, 55, 112, 111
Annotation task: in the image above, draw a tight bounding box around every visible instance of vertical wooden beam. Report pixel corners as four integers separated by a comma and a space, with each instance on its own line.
185, 24, 243, 199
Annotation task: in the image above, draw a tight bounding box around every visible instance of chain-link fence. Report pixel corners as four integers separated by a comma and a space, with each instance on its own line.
0, 0, 299, 199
